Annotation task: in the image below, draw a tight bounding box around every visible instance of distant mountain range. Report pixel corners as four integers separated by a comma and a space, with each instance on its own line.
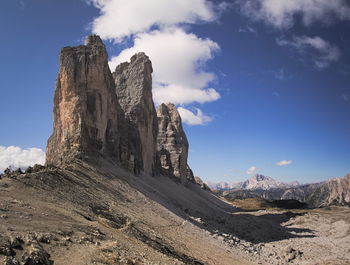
207, 174, 300, 191
215, 174, 350, 208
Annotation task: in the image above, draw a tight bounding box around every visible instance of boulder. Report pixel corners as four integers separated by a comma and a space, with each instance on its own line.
22, 243, 53, 265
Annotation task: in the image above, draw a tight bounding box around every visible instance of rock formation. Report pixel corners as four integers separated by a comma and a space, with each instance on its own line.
46, 35, 126, 166
156, 103, 194, 183
281, 174, 350, 207
113, 53, 158, 175
46, 35, 195, 182
194, 176, 211, 191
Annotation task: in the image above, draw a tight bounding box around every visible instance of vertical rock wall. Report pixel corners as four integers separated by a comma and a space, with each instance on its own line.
156, 103, 194, 183
113, 53, 158, 175
46, 35, 124, 166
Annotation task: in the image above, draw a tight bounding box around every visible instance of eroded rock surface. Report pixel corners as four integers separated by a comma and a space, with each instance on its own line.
113, 53, 158, 175
46, 35, 126, 166
156, 103, 194, 183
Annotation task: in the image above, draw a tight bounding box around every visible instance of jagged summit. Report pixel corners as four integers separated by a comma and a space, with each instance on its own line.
85, 34, 104, 46
46, 35, 194, 182
242, 174, 283, 190
252, 174, 271, 182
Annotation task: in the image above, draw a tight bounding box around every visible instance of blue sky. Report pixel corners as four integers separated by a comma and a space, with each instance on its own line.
1, 0, 350, 184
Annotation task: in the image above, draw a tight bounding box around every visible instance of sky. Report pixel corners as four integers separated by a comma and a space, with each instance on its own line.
1, 0, 350, 184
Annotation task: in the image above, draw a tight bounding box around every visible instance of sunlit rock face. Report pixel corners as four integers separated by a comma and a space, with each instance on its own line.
46, 35, 127, 166
156, 103, 194, 183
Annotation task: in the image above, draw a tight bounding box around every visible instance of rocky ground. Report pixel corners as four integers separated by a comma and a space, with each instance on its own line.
0, 161, 349, 265
218, 199, 350, 265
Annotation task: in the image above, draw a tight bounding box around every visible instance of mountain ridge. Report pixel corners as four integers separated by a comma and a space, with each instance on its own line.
207, 174, 300, 191
221, 174, 350, 207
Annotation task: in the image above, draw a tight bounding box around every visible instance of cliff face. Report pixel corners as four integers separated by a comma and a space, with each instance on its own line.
156, 103, 194, 183
325, 174, 350, 205
113, 53, 158, 175
46, 35, 194, 182
46, 35, 126, 166
270, 174, 350, 207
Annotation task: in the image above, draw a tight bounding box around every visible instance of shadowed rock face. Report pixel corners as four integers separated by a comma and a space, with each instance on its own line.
156, 103, 194, 183
113, 53, 158, 175
46, 35, 126, 166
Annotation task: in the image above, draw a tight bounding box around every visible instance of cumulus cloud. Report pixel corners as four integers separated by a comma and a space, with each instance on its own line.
178, 107, 213, 125
238, 0, 350, 29
109, 28, 220, 105
246, 166, 258, 175
276, 160, 293, 166
0, 146, 45, 173
89, 0, 217, 41
277, 36, 340, 69
88, 0, 222, 125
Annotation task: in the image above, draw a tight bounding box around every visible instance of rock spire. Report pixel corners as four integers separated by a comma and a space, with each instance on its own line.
156, 103, 194, 183
46, 35, 125, 166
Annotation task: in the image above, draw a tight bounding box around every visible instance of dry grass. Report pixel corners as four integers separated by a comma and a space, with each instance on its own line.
225, 198, 275, 211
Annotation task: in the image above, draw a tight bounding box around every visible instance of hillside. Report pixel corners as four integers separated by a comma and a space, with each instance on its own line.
0, 160, 254, 265
2, 162, 350, 264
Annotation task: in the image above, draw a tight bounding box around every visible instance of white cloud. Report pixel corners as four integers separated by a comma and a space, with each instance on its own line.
277, 36, 340, 69
89, 0, 217, 41
0, 146, 45, 173
109, 27, 220, 105
153, 84, 220, 106
239, 0, 350, 29
246, 166, 258, 175
88, 0, 222, 125
276, 160, 293, 166
178, 107, 213, 125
